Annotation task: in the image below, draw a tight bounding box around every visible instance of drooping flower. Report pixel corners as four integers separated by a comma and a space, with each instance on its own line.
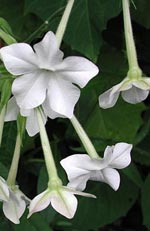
0, 31, 99, 119
61, 142, 132, 191
5, 97, 47, 136
99, 75, 150, 109
28, 184, 96, 219
0, 177, 30, 224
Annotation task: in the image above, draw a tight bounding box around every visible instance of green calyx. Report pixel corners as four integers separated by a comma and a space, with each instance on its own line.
127, 67, 142, 80
48, 177, 62, 190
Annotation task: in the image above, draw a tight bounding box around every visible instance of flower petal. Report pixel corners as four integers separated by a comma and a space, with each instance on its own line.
56, 56, 99, 88
90, 168, 120, 191
28, 189, 51, 218
0, 177, 9, 201
33, 31, 63, 70
51, 189, 77, 219
104, 143, 132, 169
43, 99, 65, 119
99, 87, 120, 109
12, 70, 49, 109
0, 43, 37, 75
133, 78, 150, 90
65, 186, 96, 198
121, 86, 149, 104
25, 108, 47, 137
47, 77, 80, 118
3, 190, 26, 224
67, 174, 90, 191
5, 97, 19, 121
61, 154, 104, 180
61, 154, 106, 191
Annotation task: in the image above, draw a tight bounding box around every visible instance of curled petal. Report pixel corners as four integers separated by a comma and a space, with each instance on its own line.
121, 86, 149, 104
99, 88, 120, 109
28, 189, 51, 218
104, 143, 132, 169
3, 190, 26, 224
47, 77, 80, 118
5, 97, 19, 121
51, 189, 77, 219
0, 43, 37, 75
56, 56, 99, 88
65, 187, 96, 198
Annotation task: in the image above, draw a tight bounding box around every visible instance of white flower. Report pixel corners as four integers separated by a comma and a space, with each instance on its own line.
61, 142, 132, 191
0, 177, 30, 224
28, 185, 96, 219
0, 31, 99, 118
99, 76, 150, 109
5, 97, 47, 137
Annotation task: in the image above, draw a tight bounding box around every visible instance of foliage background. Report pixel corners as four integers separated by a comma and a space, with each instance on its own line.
0, 0, 150, 230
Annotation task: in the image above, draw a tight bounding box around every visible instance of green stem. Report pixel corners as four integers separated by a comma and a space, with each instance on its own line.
7, 133, 21, 186
36, 108, 59, 181
24, 7, 65, 43
122, 0, 138, 69
70, 115, 99, 159
56, 0, 75, 47
0, 105, 6, 146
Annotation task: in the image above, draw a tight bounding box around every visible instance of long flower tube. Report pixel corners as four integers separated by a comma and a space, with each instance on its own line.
0, 105, 6, 146
0, 116, 29, 224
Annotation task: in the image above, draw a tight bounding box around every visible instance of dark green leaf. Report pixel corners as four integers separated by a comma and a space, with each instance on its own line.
141, 174, 150, 229
57, 174, 139, 230
132, 0, 150, 29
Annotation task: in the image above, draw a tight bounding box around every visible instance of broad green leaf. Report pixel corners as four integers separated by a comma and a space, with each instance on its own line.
13, 212, 53, 231
122, 163, 143, 188
0, 122, 17, 166
64, 0, 122, 61
24, 0, 65, 19
141, 174, 150, 229
0, 162, 8, 178
57, 174, 139, 230
132, 0, 150, 29
0, 0, 24, 37
133, 147, 150, 166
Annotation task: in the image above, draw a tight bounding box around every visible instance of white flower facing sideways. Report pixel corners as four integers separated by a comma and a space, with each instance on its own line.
28, 180, 96, 219
61, 142, 132, 191
0, 31, 99, 119
99, 68, 150, 109
0, 177, 30, 224
5, 97, 47, 137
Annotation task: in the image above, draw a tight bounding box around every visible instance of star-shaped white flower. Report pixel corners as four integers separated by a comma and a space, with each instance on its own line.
28, 185, 95, 219
0, 31, 99, 118
61, 142, 132, 191
5, 97, 47, 136
99, 76, 150, 109
0, 177, 30, 224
